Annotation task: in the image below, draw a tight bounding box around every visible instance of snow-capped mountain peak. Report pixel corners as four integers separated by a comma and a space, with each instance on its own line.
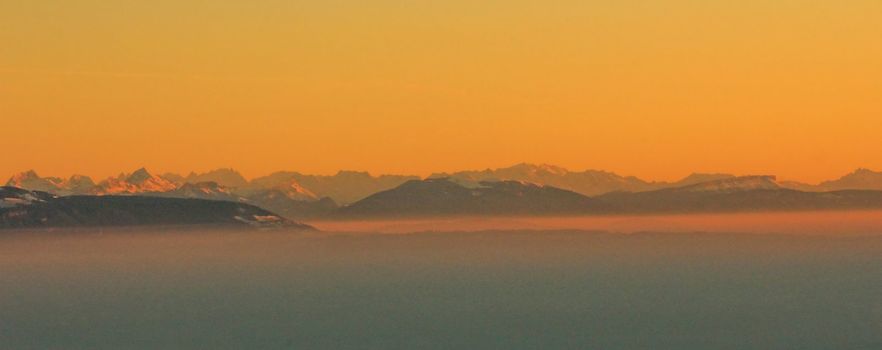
126, 168, 153, 184
272, 179, 318, 201
9, 170, 41, 183
96, 168, 177, 194
5, 170, 63, 192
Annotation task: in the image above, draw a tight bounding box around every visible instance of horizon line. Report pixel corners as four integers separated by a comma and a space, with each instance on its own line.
5, 163, 879, 187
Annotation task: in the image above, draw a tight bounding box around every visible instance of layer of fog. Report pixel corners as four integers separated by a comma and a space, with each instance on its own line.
1, 229, 881, 349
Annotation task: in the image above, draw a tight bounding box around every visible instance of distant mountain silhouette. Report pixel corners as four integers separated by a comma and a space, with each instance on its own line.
184, 168, 249, 188
335, 175, 882, 218
817, 168, 882, 191
5, 170, 63, 193
772, 169, 882, 192
243, 190, 337, 220
596, 176, 882, 213
430, 163, 657, 196
160, 181, 336, 220
0, 186, 312, 230
669, 173, 737, 187
6, 168, 393, 218
239, 177, 319, 201
336, 178, 604, 218
11, 165, 882, 199
5, 170, 96, 195
672, 175, 780, 193
430, 163, 758, 195
158, 172, 186, 185
8, 165, 882, 220
62, 175, 97, 195
249, 171, 418, 204
161, 181, 244, 202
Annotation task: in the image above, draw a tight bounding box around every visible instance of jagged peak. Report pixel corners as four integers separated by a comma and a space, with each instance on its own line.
405, 177, 544, 189
11, 170, 41, 179
679, 172, 735, 181
160, 172, 185, 183
181, 181, 223, 188
68, 174, 92, 181
63, 174, 95, 187
847, 168, 881, 177
176, 181, 232, 194
267, 178, 318, 199
505, 163, 569, 175
185, 168, 248, 187
335, 170, 372, 177
479, 179, 544, 188
395, 177, 464, 189
814, 168, 882, 190
8, 170, 53, 184
198, 168, 243, 176
6, 170, 64, 189
419, 177, 456, 183
127, 167, 153, 183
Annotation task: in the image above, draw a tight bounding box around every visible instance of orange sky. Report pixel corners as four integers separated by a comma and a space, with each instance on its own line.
2, 1, 881, 183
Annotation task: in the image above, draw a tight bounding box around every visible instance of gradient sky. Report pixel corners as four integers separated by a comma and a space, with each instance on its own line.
2, 1, 880, 183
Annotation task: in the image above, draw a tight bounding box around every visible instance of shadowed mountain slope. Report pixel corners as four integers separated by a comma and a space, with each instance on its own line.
596, 176, 882, 213
818, 168, 882, 191
184, 168, 249, 188
0, 187, 312, 230
336, 178, 604, 218
336, 176, 882, 218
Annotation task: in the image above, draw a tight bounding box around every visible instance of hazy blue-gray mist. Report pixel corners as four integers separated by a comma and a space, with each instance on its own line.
1, 230, 881, 349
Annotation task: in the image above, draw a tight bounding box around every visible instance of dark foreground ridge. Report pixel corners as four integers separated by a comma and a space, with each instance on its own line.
0, 186, 313, 230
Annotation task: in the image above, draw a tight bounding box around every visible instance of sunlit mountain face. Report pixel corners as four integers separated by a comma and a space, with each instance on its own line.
4, 168, 416, 206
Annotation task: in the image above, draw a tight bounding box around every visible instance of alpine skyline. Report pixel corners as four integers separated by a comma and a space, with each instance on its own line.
3, 1, 881, 182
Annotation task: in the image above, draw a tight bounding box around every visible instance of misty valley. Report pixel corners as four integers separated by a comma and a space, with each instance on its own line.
2, 229, 881, 349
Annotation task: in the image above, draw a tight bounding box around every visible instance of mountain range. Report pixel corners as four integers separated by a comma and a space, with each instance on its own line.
6, 168, 415, 205
337, 175, 882, 218
6, 164, 882, 221
430, 164, 882, 195
10, 164, 882, 198
4, 168, 413, 219
593, 175, 882, 214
